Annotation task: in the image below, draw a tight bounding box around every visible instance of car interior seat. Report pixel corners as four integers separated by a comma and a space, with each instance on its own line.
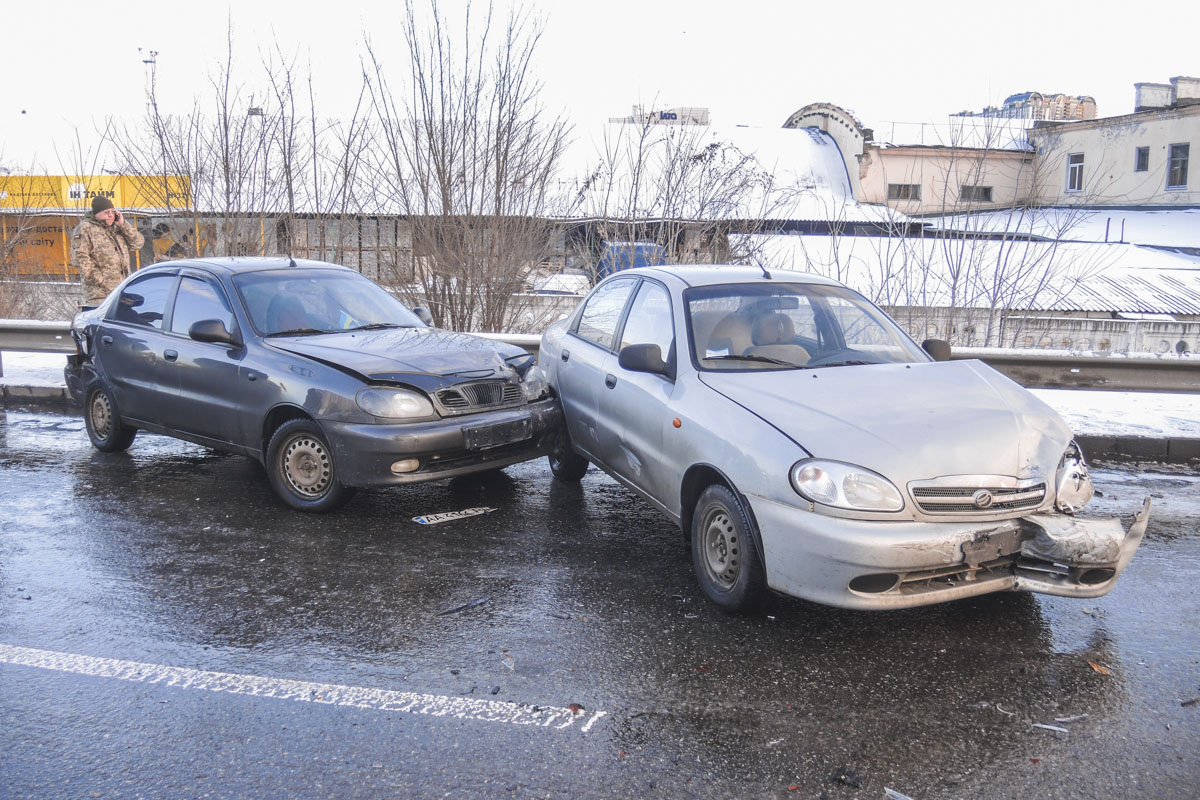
705, 313, 754, 357
266, 295, 315, 333
744, 313, 811, 365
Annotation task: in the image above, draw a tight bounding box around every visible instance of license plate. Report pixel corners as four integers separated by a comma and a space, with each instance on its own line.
463, 418, 532, 450
961, 526, 1025, 566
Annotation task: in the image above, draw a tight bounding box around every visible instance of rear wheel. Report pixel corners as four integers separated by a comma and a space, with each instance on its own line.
84, 383, 137, 452
265, 418, 355, 512
691, 484, 767, 612
547, 429, 588, 482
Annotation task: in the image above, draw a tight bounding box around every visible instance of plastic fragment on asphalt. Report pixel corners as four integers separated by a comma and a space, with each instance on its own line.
1182, 697, 1200, 707
1088, 661, 1112, 675
885, 789, 917, 800
1032, 723, 1069, 733
436, 597, 490, 616
412, 507, 498, 525
1055, 714, 1089, 723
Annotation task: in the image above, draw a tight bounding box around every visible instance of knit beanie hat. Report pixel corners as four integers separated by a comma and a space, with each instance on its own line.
91, 196, 115, 214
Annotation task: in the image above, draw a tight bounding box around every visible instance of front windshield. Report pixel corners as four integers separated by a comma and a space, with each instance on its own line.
233, 268, 425, 336
685, 282, 928, 371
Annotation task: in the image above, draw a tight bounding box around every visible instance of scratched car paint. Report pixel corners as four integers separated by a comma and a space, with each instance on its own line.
539, 265, 1151, 611
65, 257, 560, 511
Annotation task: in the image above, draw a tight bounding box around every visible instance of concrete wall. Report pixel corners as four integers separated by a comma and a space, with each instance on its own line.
1028, 105, 1200, 206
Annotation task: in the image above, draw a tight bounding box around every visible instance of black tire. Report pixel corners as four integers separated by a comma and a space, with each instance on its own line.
265, 418, 355, 512
84, 383, 137, 452
547, 428, 588, 482
691, 484, 767, 613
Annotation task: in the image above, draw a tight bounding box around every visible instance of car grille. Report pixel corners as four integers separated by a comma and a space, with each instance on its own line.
910, 479, 1046, 514
436, 380, 522, 415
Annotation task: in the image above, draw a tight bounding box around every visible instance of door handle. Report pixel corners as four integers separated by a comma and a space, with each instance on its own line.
561, 349, 570, 362
605, 374, 617, 389
163, 349, 178, 362
101, 335, 113, 346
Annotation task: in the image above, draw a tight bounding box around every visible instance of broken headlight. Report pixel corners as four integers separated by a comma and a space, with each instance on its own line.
1054, 440, 1094, 514
790, 460, 904, 512
520, 364, 550, 402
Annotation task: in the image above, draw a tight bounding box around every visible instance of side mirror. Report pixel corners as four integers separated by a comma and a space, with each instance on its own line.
190, 319, 241, 347
412, 306, 434, 326
619, 343, 671, 378
922, 338, 951, 362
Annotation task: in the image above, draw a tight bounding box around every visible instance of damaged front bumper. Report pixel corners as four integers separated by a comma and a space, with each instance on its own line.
751, 494, 1153, 610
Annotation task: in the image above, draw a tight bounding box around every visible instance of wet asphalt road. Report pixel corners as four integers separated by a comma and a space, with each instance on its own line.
1, 408, 1198, 800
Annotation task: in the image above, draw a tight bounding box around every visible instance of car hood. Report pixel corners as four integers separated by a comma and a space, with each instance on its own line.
268, 328, 525, 380
701, 359, 1074, 482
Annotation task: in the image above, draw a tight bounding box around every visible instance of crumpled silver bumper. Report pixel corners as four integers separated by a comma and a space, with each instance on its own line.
1014, 497, 1153, 598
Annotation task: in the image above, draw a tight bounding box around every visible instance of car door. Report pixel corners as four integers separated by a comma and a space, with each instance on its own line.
96, 271, 179, 423
159, 272, 248, 444
556, 277, 638, 460
600, 279, 678, 501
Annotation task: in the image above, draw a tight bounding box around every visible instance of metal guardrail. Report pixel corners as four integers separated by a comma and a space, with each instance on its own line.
1, 319, 1197, 392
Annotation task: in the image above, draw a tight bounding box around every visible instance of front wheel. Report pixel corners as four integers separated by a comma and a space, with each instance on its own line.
265, 418, 355, 512
691, 484, 767, 613
84, 383, 137, 452
547, 428, 589, 482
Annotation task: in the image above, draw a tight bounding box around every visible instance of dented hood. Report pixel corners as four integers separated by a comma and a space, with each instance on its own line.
268, 327, 526, 379
702, 359, 1074, 482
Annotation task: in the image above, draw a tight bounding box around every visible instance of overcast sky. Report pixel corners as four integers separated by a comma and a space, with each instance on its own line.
2, 0, 1194, 170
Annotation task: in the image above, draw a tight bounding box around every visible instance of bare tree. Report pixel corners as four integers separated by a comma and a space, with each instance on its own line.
364, 0, 571, 331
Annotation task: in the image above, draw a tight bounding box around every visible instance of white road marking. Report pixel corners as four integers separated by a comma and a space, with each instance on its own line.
0, 643, 606, 733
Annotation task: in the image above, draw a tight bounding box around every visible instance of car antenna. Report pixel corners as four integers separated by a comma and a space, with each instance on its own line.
757, 261, 772, 280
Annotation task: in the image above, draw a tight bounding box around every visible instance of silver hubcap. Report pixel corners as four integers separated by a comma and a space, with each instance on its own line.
282, 434, 332, 497
702, 508, 740, 589
90, 392, 113, 439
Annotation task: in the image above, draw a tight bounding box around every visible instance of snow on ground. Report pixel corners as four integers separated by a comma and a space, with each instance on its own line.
2, 351, 1194, 440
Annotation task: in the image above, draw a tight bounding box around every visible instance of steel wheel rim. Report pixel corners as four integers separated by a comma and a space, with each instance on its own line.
701, 508, 740, 589
281, 434, 332, 497
90, 392, 113, 439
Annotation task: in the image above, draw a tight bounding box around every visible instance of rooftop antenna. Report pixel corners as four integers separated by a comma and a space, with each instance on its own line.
757, 260, 772, 280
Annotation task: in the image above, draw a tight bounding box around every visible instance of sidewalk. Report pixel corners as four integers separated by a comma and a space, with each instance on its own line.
2, 351, 1198, 464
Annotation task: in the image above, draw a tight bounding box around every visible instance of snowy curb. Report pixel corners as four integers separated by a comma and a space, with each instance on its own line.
2, 384, 71, 408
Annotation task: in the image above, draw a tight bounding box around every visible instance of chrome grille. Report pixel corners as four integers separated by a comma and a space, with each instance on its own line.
910, 478, 1046, 515
436, 380, 522, 414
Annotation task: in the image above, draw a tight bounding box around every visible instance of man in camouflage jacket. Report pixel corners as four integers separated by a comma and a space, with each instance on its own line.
71, 196, 145, 307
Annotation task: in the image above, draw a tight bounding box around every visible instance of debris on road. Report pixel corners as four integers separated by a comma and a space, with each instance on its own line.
831, 768, 862, 788
548, 611, 571, 620
568, 703, 584, 715
1088, 661, 1112, 675
1181, 697, 1200, 707
1055, 714, 1089, 723
436, 597, 490, 616
501, 654, 515, 671
1032, 723, 1069, 733
885, 788, 917, 800
412, 507, 498, 525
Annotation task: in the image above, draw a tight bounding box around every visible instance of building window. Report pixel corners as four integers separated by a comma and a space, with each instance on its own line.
1067, 153, 1084, 192
1167, 143, 1189, 188
887, 183, 921, 201
960, 185, 993, 202
1134, 147, 1149, 172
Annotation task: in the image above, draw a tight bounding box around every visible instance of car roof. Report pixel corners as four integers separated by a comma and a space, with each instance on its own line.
140, 256, 353, 276
617, 264, 845, 289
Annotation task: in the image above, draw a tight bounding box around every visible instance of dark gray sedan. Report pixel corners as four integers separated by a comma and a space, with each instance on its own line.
65, 257, 560, 511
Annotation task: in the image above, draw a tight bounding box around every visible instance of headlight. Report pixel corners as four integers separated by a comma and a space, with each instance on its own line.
790, 459, 904, 512
521, 365, 550, 401
356, 387, 435, 420
1055, 440, 1094, 513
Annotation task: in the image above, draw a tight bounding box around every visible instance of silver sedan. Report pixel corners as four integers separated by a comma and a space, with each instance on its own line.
539, 266, 1151, 612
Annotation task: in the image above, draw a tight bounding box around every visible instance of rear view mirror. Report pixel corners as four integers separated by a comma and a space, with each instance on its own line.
190, 319, 242, 347
619, 343, 673, 379
412, 306, 434, 326
922, 338, 951, 362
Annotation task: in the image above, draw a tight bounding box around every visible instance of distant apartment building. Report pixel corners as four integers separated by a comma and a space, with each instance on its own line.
955, 92, 1097, 121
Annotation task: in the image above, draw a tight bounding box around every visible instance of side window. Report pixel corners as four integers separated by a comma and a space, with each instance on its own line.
171, 276, 236, 338
112, 273, 175, 329
619, 281, 674, 358
574, 278, 636, 349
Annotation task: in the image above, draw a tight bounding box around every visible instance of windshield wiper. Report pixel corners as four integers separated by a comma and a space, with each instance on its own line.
344, 323, 409, 332
804, 360, 877, 369
267, 328, 330, 337
706, 354, 800, 367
